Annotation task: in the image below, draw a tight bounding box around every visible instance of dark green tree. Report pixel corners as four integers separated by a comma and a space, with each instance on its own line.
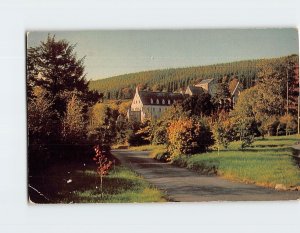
181, 92, 214, 117
27, 35, 98, 116
213, 81, 231, 112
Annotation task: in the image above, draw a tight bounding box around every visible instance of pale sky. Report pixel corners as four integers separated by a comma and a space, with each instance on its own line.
27, 29, 299, 80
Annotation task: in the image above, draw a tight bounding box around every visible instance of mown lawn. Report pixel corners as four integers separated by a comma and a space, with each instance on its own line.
177, 135, 300, 188
29, 162, 166, 203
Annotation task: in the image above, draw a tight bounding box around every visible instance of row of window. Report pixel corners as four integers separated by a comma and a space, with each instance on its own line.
150, 98, 174, 105
133, 98, 176, 105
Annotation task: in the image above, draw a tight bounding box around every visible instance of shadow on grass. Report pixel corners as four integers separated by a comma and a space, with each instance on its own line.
255, 137, 299, 142
29, 163, 142, 203
251, 144, 285, 148
241, 147, 290, 153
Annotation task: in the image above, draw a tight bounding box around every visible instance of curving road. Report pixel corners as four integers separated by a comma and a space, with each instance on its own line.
112, 149, 300, 202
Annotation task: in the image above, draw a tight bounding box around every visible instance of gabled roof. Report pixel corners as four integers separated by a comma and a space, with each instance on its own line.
229, 78, 243, 95
186, 85, 204, 95
138, 90, 184, 105
199, 78, 214, 85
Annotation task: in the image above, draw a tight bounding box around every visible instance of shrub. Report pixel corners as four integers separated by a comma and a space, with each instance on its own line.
126, 121, 151, 146
280, 114, 297, 136
167, 117, 214, 158
151, 121, 167, 145
127, 129, 150, 146
170, 154, 188, 167
212, 117, 234, 154
187, 158, 219, 175
149, 147, 169, 162
241, 133, 255, 149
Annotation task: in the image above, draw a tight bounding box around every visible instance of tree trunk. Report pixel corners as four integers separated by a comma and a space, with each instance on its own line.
100, 175, 103, 198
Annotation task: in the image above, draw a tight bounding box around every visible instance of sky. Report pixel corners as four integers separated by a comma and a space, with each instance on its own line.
27, 29, 299, 80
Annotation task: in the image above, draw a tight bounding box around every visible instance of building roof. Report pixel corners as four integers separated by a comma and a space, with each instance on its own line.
138, 90, 184, 105
186, 85, 205, 95
199, 78, 214, 85
229, 78, 243, 95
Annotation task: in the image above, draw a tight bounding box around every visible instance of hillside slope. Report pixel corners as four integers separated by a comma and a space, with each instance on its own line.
89, 55, 298, 99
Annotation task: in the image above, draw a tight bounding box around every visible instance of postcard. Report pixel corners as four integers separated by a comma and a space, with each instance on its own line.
27, 29, 300, 203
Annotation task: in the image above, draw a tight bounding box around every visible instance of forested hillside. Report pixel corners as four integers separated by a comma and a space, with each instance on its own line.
89, 55, 298, 99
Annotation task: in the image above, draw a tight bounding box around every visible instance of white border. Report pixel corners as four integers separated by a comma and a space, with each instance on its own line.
0, 1, 300, 233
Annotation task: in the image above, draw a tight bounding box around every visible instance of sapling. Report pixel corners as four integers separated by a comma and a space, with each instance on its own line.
93, 145, 113, 197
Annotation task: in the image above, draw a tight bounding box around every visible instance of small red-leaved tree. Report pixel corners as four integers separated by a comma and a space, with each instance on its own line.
93, 145, 113, 197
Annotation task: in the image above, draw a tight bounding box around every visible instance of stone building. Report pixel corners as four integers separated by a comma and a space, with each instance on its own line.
228, 78, 243, 106
127, 78, 243, 122
195, 78, 215, 95
185, 78, 216, 96
127, 87, 185, 122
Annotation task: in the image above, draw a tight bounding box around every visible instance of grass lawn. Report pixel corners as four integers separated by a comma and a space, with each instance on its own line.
176, 135, 300, 188
128, 144, 165, 152
29, 162, 166, 203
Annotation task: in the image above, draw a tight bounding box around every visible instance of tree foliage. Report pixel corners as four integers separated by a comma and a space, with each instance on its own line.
230, 55, 299, 140
167, 117, 214, 157
212, 115, 234, 153
88, 106, 118, 151
62, 94, 87, 144
230, 88, 259, 148
27, 35, 102, 174
89, 55, 298, 100
27, 35, 100, 116
182, 92, 214, 117
213, 81, 232, 112
28, 86, 58, 144
93, 145, 113, 197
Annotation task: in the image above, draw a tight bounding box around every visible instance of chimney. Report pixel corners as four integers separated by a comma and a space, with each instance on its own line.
135, 86, 139, 93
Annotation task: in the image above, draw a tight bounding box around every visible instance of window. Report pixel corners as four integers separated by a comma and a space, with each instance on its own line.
156, 99, 159, 104
162, 99, 165, 104
168, 99, 171, 105
150, 98, 153, 104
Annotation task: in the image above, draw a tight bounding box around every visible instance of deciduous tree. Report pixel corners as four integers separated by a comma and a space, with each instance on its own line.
62, 94, 86, 144
167, 117, 214, 157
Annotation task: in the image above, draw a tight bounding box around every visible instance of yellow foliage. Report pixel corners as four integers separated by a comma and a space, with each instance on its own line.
167, 117, 214, 157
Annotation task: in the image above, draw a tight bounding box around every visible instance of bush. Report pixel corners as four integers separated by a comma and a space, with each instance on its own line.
126, 121, 151, 146
212, 117, 234, 153
126, 131, 148, 146
167, 117, 214, 158
151, 122, 167, 145
241, 133, 254, 149
186, 158, 219, 175
149, 147, 169, 162
170, 154, 188, 167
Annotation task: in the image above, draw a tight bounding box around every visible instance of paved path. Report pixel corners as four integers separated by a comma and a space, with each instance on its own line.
112, 150, 300, 202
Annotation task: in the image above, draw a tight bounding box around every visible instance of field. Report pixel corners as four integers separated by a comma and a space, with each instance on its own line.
29, 162, 166, 203
173, 135, 300, 188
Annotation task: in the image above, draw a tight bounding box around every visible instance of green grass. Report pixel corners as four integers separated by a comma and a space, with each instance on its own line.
128, 144, 165, 152
29, 162, 166, 203
172, 135, 300, 188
